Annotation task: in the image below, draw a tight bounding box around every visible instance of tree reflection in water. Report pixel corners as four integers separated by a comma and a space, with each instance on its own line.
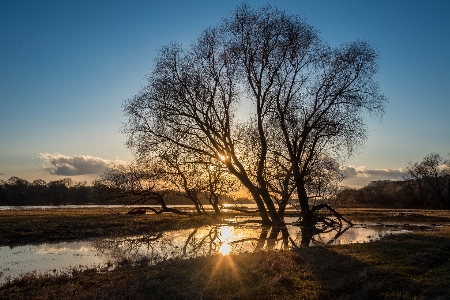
92, 221, 352, 266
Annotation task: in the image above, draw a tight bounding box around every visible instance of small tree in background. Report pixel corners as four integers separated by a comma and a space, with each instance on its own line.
404, 153, 450, 208
94, 162, 187, 215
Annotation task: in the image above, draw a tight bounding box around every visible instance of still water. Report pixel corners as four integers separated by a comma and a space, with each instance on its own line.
1, 216, 443, 285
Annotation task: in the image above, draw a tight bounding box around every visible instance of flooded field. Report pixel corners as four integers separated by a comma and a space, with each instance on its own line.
2, 211, 448, 285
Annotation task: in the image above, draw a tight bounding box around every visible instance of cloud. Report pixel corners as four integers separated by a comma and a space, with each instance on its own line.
342, 166, 405, 179
342, 165, 405, 188
40, 152, 125, 176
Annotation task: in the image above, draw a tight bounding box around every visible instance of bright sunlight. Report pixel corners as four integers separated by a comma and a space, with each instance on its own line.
219, 243, 231, 256
219, 226, 233, 255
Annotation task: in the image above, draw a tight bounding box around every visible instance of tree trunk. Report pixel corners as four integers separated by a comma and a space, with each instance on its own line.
295, 176, 315, 227
254, 226, 270, 251
298, 192, 315, 227
248, 187, 272, 225
311, 203, 353, 226
259, 190, 285, 226
277, 189, 293, 219
208, 194, 222, 215
300, 226, 315, 247
159, 198, 190, 215
225, 164, 273, 225
290, 160, 315, 227
277, 202, 287, 219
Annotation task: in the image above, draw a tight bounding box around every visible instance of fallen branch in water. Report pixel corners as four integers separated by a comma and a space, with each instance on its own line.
225, 207, 260, 214
311, 204, 354, 226
127, 207, 189, 215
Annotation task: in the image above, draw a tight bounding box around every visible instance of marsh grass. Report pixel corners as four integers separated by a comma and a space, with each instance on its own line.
0, 208, 220, 247
1, 208, 450, 299
1, 227, 449, 299
2, 207, 448, 247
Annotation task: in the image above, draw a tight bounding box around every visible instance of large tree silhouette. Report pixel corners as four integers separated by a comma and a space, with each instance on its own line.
124, 5, 386, 226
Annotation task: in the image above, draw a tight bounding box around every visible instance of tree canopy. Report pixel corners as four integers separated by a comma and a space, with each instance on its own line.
123, 5, 387, 226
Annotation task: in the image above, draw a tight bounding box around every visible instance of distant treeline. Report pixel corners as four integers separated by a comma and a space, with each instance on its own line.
0, 176, 247, 207
1, 154, 449, 209
0, 177, 98, 206
337, 178, 450, 209
338, 153, 450, 209
2, 174, 449, 209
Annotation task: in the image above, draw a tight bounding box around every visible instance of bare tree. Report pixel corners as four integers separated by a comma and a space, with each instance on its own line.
404, 153, 450, 208
123, 5, 386, 226
159, 149, 207, 215
94, 162, 187, 215
96, 154, 237, 215
157, 146, 240, 215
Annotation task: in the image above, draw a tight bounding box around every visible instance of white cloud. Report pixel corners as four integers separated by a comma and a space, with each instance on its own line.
342, 165, 405, 188
342, 166, 405, 179
40, 152, 125, 176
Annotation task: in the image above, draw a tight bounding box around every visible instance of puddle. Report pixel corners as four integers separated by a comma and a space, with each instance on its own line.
0, 241, 104, 284
0, 218, 440, 285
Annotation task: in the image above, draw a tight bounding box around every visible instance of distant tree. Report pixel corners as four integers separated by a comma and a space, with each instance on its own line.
30, 179, 47, 205
123, 5, 386, 226
0, 177, 102, 206
94, 162, 188, 215
3, 177, 30, 205
335, 188, 363, 207
445, 154, 450, 203
158, 149, 208, 215
404, 153, 450, 208
159, 146, 239, 215
0, 180, 7, 205
68, 181, 91, 205
47, 178, 72, 205
95, 152, 239, 215
336, 153, 450, 209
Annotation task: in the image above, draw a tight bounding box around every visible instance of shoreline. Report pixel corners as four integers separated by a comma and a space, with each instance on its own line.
1, 207, 449, 247
1, 208, 449, 299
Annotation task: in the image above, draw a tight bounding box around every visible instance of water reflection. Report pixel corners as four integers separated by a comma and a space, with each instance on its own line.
0, 221, 439, 284
0, 241, 104, 284
92, 221, 431, 261
220, 243, 231, 255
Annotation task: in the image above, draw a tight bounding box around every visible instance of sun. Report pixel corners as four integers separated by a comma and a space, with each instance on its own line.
218, 153, 229, 162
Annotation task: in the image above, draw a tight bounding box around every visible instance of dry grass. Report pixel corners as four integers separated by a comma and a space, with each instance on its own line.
339, 207, 450, 217
1, 227, 449, 299
0, 208, 221, 247
1, 207, 450, 299
1, 207, 449, 247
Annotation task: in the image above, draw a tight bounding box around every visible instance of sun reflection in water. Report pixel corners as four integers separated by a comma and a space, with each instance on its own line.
219, 242, 231, 255
218, 226, 234, 255
220, 226, 233, 239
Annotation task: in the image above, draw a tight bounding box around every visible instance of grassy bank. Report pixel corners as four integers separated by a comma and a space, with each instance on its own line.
1, 227, 449, 300
0, 208, 221, 247
1, 207, 449, 247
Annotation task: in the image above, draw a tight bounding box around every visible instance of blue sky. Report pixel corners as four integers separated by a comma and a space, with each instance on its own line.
1, 0, 449, 187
